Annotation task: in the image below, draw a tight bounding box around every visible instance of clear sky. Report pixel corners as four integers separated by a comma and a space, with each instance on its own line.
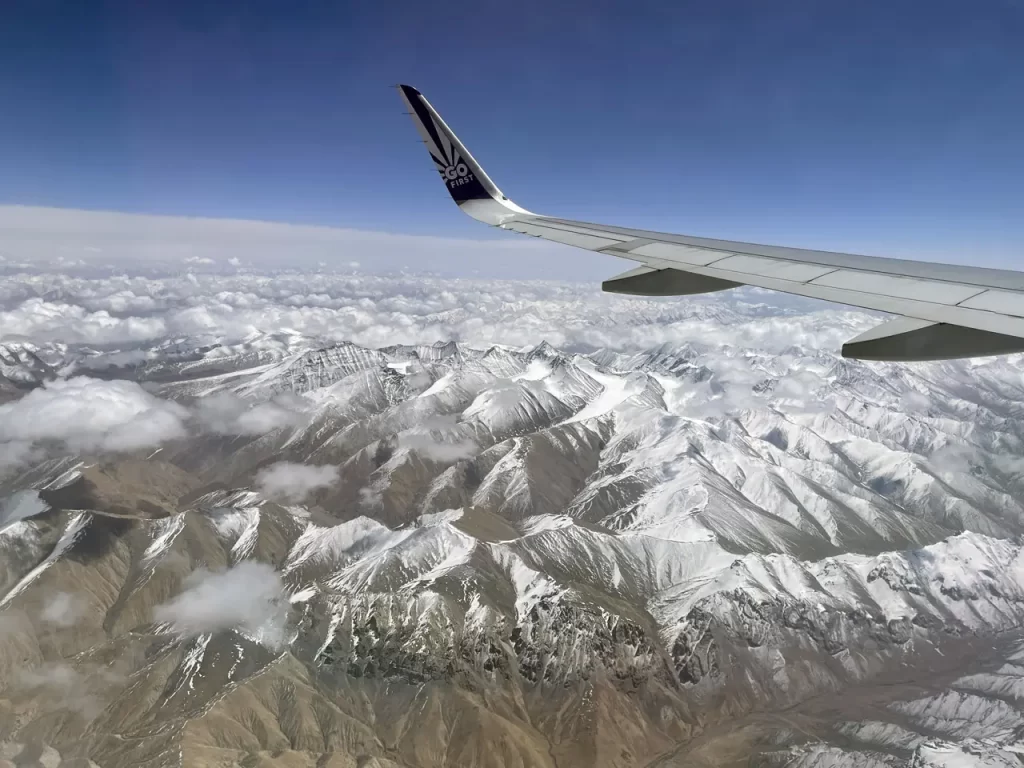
2, 0, 1023, 267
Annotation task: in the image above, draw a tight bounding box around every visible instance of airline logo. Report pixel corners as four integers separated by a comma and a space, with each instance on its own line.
428, 118, 477, 189
435, 156, 476, 189
441, 162, 470, 182
406, 98, 487, 200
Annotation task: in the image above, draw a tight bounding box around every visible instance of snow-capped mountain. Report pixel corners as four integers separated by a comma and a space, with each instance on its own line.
2, 332, 1024, 767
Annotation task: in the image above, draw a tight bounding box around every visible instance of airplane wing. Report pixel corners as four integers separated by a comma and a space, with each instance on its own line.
398, 84, 1024, 361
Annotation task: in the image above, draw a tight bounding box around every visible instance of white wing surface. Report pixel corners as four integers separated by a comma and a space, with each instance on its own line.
398, 84, 1024, 361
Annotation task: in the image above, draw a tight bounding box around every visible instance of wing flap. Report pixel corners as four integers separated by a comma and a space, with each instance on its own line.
628, 242, 729, 266
809, 270, 985, 305
959, 290, 1024, 317
709, 255, 837, 282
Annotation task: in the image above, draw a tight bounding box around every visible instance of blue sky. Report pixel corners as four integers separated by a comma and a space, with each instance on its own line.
1, 0, 1022, 268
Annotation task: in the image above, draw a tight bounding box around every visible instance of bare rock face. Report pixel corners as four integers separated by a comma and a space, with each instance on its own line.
0, 345, 56, 400
3, 336, 1024, 767
37, 460, 198, 518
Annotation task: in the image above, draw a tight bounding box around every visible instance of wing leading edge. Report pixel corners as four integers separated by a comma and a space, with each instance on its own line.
398, 84, 1024, 361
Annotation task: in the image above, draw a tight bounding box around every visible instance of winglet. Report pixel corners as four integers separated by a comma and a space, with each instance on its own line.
397, 85, 532, 225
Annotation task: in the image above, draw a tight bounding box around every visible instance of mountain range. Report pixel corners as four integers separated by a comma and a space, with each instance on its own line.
2, 330, 1024, 767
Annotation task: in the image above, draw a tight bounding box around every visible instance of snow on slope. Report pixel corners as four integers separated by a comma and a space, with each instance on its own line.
6, 328, 1024, 767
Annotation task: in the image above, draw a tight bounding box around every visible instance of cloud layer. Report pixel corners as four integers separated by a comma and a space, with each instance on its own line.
0, 264, 876, 355
0, 259, 959, 478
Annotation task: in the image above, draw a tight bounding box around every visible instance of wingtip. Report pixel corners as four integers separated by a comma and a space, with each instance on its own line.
396, 83, 532, 222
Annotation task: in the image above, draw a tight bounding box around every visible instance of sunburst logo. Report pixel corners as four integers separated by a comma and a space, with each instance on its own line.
428, 117, 476, 188
441, 162, 469, 181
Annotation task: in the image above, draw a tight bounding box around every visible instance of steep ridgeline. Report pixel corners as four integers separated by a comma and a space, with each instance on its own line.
2, 336, 1024, 767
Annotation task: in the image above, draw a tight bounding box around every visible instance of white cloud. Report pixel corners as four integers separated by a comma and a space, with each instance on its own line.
927, 443, 975, 476
0, 298, 167, 345
399, 432, 478, 462
18, 662, 80, 690
0, 377, 188, 462
398, 417, 478, 462
15, 661, 123, 718
900, 390, 933, 414
0, 444, 38, 477
358, 485, 383, 510
193, 392, 307, 436
153, 561, 290, 650
255, 461, 338, 502
39, 591, 84, 628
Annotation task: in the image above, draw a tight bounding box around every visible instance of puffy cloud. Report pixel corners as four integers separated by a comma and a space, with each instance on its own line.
358, 485, 383, 510
764, 368, 833, 414
15, 661, 124, 718
927, 443, 981, 477
0, 442, 40, 473
193, 392, 307, 436
398, 417, 479, 462
399, 432, 478, 462
0, 377, 188, 462
39, 591, 84, 628
17, 662, 81, 690
0, 298, 167, 345
153, 561, 290, 650
900, 390, 933, 414
255, 462, 338, 502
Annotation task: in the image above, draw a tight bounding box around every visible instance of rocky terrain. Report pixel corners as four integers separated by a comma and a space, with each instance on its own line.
2, 326, 1024, 767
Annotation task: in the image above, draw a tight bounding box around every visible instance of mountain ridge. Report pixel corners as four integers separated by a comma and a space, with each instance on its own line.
2, 333, 1024, 766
